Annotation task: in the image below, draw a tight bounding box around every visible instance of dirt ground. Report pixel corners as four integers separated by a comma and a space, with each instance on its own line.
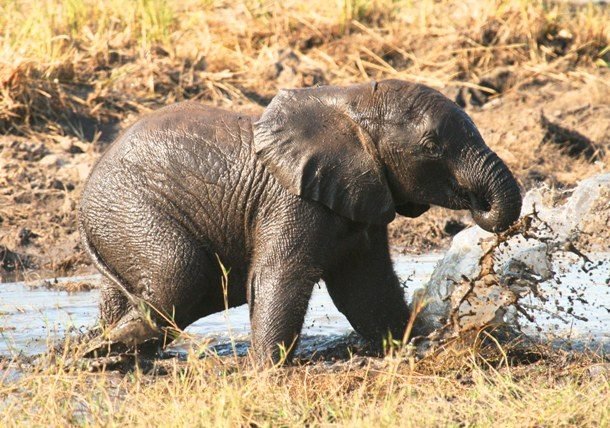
1, 5, 609, 425
1, 75, 609, 281
1, 0, 609, 281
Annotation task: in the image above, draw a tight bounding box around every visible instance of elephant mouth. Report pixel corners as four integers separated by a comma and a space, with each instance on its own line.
395, 202, 430, 218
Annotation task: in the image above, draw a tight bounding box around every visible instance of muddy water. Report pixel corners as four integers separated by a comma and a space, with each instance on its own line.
515, 253, 610, 351
415, 174, 610, 353
0, 255, 440, 357
1, 252, 608, 357
1, 275, 101, 356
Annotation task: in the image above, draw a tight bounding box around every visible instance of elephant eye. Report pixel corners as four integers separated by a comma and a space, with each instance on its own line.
420, 137, 441, 157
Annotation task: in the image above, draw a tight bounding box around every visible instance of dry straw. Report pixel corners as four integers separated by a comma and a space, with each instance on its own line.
1, 0, 608, 136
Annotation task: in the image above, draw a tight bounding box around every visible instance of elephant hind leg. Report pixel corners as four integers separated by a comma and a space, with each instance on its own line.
99, 276, 130, 326
85, 237, 226, 357
83, 277, 165, 357
83, 308, 163, 358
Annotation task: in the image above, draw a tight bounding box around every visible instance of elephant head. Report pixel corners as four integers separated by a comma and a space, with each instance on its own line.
253, 79, 522, 232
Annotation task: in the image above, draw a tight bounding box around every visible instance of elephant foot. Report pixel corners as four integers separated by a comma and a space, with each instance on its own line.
81, 310, 163, 359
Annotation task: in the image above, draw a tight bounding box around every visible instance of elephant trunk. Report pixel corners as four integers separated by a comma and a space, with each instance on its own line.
464, 148, 522, 233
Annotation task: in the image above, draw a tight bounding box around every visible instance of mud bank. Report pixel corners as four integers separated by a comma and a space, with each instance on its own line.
2, 77, 609, 280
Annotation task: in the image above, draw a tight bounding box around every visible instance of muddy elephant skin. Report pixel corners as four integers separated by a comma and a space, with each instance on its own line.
79, 79, 522, 363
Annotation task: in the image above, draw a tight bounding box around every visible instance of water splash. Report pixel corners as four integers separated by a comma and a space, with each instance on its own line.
413, 173, 610, 351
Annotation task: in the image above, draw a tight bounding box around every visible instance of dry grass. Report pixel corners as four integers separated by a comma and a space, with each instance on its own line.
1, 340, 608, 426
1, 0, 608, 135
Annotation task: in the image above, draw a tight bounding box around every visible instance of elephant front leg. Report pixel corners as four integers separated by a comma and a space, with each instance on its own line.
324, 231, 412, 349
247, 253, 318, 365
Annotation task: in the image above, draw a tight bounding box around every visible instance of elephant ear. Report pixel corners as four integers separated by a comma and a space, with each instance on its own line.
253, 87, 395, 224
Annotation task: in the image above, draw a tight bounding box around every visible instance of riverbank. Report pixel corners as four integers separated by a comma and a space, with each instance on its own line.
1, 342, 608, 426
1, 0, 609, 280
1, 2, 609, 424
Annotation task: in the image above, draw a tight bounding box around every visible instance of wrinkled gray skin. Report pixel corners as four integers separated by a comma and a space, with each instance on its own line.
79, 79, 522, 364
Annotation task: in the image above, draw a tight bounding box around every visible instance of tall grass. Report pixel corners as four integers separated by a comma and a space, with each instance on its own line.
1, 0, 174, 57
0, 0, 608, 136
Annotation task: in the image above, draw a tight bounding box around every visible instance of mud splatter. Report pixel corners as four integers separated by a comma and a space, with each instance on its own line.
413, 174, 610, 354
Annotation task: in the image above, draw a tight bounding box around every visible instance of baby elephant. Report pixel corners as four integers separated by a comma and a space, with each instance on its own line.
79, 79, 522, 364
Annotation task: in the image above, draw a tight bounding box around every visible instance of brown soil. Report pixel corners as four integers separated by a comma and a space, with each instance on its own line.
1, 0, 609, 281
1, 76, 609, 281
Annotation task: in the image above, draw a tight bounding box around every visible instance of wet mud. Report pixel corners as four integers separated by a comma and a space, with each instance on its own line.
0, 256, 438, 373
1, 238, 608, 377
2, 77, 609, 280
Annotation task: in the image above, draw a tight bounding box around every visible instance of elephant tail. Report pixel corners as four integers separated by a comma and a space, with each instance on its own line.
78, 218, 143, 310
